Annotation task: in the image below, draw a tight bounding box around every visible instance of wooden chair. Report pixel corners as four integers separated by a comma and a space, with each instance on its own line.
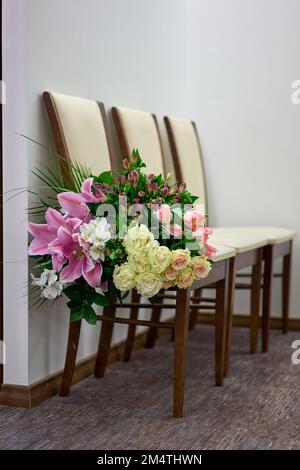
95, 246, 235, 417
43, 91, 123, 396
163, 115, 295, 361
42, 93, 235, 417
110, 106, 267, 376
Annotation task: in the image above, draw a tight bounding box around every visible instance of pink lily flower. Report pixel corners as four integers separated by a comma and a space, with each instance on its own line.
55, 229, 102, 287
28, 208, 82, 257
58, 192, 90, 220
81, 178, 106, 203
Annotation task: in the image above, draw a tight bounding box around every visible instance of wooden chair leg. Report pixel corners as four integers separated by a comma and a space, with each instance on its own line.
123, 291, 141, 361
173, 288, 190, 418
59, 319, 82, 396
262, 245, 274, 352
223, 257, 236, 377
189, 288, 201, 330
144, 304, 162, 349
282, 242, 292, 334
94, 303, 116, 378
215, 263, 229, 386
250, 250, 263, 354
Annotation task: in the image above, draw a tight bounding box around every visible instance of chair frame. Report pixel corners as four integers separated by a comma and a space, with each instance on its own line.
112, 107, 264, 376
43, 92, 118, 396
164, 116, 293, 355
94, 259, 231, 418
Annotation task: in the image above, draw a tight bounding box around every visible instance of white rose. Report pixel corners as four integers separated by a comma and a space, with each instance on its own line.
148, 245, 171, 273
124, 224, 155, 254
113, 263, 136, 291
127, 251, 149, 273
135, 272, 163, 298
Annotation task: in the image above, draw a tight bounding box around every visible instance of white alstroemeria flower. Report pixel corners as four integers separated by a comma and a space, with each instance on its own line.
31, 269, 58, 287
80, 217, 111, 249
42, 281, 63, 300
31, 269, 63, 300
89, 245, 105, 262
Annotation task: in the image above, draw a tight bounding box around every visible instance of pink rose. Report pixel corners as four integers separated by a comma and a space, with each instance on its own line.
192, 256, 211, 279
171, 249, 191, 271
163, 265, 178, 281
184, 210, 205, 232
156, 204, 172, 224
167, 223, 183, 238
176, 267, 195, 289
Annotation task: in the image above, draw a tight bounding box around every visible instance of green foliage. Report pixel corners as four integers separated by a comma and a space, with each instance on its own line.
64, 284, 109, 325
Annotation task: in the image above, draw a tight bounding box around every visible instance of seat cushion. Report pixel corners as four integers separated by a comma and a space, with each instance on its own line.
210, 227, 268, 253
212, 244, 236, 262
237, 227, 296, 245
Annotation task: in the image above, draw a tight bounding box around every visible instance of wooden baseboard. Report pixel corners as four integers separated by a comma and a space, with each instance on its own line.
1, 314, 299, 408
197, 313, 300, 331
0, 328, 150, 408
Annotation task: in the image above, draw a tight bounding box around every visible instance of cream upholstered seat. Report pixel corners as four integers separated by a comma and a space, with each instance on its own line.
210, 228, 269, 253
111, 106, 165, 176
212, 245, 236, 262
235, 227, 296, 245
43, 91, 112, 174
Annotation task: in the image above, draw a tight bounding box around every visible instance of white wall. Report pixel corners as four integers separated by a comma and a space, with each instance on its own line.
3, 0, 300, 385
2, 0, 29, 385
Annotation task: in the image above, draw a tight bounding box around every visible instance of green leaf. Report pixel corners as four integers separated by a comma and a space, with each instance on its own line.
102, 266, 114, 282
67, 300, 81, 309
70, 304, 85, 321
93, 293, 109, 307
63, 286, 82, 301
97, 171, 114, 185
83, 304, 98, 325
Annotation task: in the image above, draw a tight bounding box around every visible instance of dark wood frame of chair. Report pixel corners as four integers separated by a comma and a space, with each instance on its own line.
164, 117, 293, 355
43, 92, 119, 396
94, 258, 231, 417
111, 107, 265, 373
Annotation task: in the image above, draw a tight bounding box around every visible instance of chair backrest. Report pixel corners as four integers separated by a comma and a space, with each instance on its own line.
111, 106, 165, 176
164, 116, 208, 211
43, 91, 116, 175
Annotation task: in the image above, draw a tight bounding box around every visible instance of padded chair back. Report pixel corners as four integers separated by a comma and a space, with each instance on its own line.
112, 106, 165, 176
43, 91, 115, 175
164, 116, 208, 210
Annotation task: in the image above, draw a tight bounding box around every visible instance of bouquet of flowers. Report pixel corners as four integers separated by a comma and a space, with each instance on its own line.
28, 149, 215, 325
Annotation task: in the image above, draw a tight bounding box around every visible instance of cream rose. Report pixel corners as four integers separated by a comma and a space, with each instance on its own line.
113, 263, 136, 291
162, 279, 175, 289
171, 248, 191, 271
127, 251, 149, 273
192, 256, 211, 279
149, 245, 171, 273
135, 272, 163, 298
124, 224, 155, 254
176, 267, 195, 289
